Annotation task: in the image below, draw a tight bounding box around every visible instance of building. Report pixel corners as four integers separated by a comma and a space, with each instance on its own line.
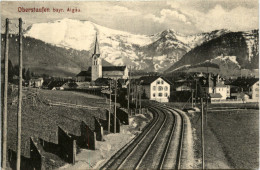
139, 76, 172, 103
202, 74, 230, 100
229, 77, 259, 101
76, 69, 91, 82
174, 79, 192, 91
76, 34, 129, 82
29, 78, 44, 88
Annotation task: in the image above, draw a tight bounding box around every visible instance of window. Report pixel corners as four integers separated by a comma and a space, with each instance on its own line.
165, 93, 168, 97
158, 93, 162, 97
255, 88, 259, 91
153, 86, 156, 91
161, 80, 164, 84
164, 86, 168, 91
256, 94, 258, 97
158, 86, 163, 91
157, 81, 160, 84
153, 93, 156, 97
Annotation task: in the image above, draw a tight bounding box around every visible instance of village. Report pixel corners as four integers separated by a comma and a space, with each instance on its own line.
2, 32, 259, 170
1, 1, 259, 169
25, 35, 259, 105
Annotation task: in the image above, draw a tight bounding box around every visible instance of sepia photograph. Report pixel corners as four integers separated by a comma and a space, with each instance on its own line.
0, 0, 259, 169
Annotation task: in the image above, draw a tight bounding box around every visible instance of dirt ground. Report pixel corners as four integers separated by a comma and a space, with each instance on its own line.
59, 112, 153, 169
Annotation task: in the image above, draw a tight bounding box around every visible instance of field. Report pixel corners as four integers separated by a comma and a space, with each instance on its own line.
206, 109, 259, 169
39, 89, 110, 109
188, 108, 259, 169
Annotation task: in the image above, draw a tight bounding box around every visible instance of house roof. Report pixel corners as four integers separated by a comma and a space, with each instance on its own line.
230, 78, 259, 87
76, 66, 126, 77
76, 71, 91, 77
94, 78, 110, 86
139, 76, 172, 85
102, 66, 126, 72
209, 93, 222, 98
215, 82, 227, 87
47, 80, 67, 89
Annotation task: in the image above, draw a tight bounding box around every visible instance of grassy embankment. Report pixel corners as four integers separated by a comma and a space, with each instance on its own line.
168, 101, 259, 169
6, 87, 109, 168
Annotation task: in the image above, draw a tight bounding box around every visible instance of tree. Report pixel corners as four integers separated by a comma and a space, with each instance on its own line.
1, 59, 15, 83
22, 68, 26, 79
25, 68, 31, 80
14, 65, 19, 76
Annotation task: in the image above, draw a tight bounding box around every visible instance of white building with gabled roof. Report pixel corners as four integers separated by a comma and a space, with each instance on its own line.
139, 76, 172, 102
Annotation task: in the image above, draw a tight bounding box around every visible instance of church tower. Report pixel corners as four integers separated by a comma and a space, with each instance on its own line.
91, 33, 102, 81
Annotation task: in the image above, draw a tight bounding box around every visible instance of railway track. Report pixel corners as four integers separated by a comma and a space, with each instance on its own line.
100, 103, 185, 169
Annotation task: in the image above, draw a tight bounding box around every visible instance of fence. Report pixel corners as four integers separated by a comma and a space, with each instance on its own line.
211, 98, 243, 103
116, 107, 129, 125
110, 112, 121, 133
80, 121, 96, 150
49, 101, 100, 110
94, 117, 104, 141
30, 137, 46, 170
58, 127, 76, 164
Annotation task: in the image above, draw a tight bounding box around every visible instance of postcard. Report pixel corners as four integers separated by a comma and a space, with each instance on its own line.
1, 1, 259, 169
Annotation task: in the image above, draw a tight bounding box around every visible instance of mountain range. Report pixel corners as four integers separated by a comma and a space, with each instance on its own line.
1, 18, 258, 77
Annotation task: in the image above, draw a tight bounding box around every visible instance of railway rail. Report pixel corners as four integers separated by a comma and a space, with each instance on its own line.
100, 103, 185, 169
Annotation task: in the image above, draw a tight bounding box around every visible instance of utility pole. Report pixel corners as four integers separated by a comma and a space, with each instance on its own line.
17, 18, 23, 170
127, 66, 131, 115
205, 92, 208, 126
201, 97, 204, 170
2, 18, 9, 170
108, 80, 111, 133
139, 84, 141, 113
191, 89, 194, 108
135, 83, 138, 114
195, 79, 198, 105
114, 79, 117, 133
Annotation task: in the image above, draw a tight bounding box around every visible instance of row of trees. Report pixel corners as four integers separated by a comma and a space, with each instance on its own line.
1, 59, 35, 82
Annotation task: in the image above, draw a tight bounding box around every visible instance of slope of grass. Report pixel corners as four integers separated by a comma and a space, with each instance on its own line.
7, 88, 108, 158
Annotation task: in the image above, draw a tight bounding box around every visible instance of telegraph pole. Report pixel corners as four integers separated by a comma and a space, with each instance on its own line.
191, 89, 194, 108
108, 80, 111, 133
127, 66, 131, 115
2, 18, 9, 170
114, 79, 117, 133
139, 85, 141, 113
195, 79, 198, 105
135, 83, 138, 114
205, 92, 208, 126
201, 97, 204, 169
17, 18, 23, 170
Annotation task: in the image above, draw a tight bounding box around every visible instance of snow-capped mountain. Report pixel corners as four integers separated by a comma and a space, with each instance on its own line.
24, 18, 229, 72
165, 30, 259, 74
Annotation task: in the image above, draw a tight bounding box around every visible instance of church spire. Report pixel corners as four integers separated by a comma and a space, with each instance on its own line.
93, 32, 100, 55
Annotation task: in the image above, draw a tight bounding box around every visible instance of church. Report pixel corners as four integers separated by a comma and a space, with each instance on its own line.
76, 34, 129, 82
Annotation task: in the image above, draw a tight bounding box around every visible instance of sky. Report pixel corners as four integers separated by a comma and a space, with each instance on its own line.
0, 0, 259, 35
